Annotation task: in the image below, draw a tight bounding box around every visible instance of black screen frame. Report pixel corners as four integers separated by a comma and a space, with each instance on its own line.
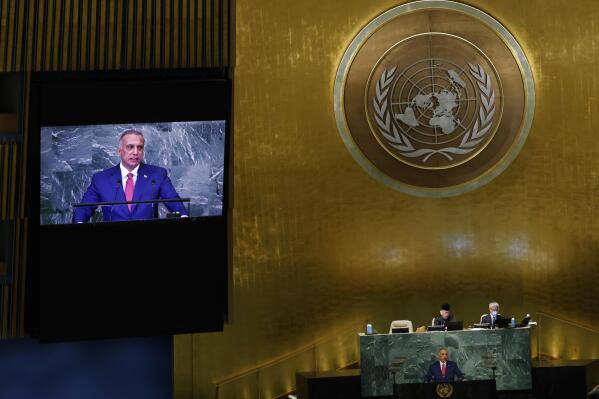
26, 69, 232, 341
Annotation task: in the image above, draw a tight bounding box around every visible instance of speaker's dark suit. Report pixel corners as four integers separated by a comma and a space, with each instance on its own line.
423, 360, 464, 383
72, 163, 187, 223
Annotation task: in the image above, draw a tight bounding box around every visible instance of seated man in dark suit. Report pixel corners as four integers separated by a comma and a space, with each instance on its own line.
424, 348, 464, 383
480, 301, 503, 328
433, 303, 454, 327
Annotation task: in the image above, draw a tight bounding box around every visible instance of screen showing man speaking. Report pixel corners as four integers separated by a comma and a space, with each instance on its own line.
40, 120, 226, 225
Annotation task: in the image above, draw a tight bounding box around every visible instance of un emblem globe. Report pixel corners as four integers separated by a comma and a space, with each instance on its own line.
390, 59, 479, 146
366, 33, 504, 169
334, 1, 535, 196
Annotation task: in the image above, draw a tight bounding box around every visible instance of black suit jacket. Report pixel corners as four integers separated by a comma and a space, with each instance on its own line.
433, 314, 454, 326
481, 313, 503, 327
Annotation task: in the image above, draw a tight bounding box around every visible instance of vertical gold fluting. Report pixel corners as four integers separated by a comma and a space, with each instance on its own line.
0, 0, 228, 72
0, 140, 24, 338
0, 144, 8, 218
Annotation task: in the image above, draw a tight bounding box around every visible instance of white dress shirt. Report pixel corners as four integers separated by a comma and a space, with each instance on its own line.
120, 163, 140, 191
118, 162, 189, 217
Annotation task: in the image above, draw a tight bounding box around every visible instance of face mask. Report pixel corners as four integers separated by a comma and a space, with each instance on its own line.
491, 310, 498, 316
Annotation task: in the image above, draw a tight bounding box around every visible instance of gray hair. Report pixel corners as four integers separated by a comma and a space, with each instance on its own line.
438, 347, 448, 353
119, 129, 144, 146
489, 302, 500, 309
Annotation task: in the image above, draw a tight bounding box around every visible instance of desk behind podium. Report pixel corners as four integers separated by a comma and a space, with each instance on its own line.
360, 328, 532, 397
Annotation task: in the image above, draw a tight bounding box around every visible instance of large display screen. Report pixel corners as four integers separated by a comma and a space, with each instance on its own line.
27, 71, 231, 341
40, 121, 225, 225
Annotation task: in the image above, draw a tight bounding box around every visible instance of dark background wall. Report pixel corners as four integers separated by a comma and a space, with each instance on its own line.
0, 336, 172, 399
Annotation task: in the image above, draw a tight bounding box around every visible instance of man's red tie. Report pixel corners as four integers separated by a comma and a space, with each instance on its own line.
441, 363, 446, 377
125, 172, 135, 212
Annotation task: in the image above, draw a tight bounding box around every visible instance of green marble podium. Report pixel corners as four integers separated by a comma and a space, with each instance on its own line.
359, 327, 532, 397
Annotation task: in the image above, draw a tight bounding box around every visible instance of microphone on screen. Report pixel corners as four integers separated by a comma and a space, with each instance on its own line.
109, 179, 121, 222
151, 179, 158, 219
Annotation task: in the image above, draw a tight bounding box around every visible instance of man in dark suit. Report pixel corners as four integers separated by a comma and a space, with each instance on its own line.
72, 129, 188, 223
432, 303, 454, 327
424, 348, 464, 383
480, 301, 503, 328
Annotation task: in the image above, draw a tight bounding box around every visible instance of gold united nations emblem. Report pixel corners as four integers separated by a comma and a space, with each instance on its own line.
334, 0, 535, 197
436, 383, 454, 397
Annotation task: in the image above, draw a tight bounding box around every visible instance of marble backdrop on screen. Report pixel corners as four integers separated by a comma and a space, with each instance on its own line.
40, 121, 225, 225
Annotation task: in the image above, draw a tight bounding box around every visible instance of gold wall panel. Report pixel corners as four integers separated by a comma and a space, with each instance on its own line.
527, 313, 599, 362
175, 0, 599, 397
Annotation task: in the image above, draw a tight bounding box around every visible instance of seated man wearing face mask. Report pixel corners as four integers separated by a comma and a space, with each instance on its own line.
480, 301, 503, 328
